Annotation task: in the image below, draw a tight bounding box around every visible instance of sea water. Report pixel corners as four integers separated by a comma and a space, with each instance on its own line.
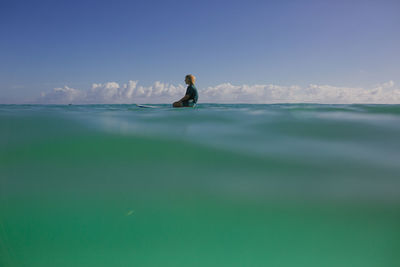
1, 104, 400, 266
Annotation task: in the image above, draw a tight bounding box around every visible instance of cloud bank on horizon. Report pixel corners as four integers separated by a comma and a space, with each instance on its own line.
37, 80, 400, 104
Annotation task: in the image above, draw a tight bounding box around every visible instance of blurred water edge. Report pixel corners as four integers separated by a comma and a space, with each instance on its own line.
1, 104, 400, 266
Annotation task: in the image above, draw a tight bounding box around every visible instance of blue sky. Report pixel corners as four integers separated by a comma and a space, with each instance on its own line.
0, 0, 399, 103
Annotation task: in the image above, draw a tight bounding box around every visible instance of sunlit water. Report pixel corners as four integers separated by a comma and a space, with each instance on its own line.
1, 104, 400, 266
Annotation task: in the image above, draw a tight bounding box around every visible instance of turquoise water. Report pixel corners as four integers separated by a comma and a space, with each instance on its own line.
1, 104, 400, 266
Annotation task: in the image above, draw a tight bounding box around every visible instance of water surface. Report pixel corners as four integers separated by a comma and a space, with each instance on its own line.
1, 104, 400, 266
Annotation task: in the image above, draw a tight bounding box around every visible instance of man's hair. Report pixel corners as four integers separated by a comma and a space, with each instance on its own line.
186, 74, 196, 85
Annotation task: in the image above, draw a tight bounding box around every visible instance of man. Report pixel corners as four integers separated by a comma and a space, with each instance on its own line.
173, 74, 198, 107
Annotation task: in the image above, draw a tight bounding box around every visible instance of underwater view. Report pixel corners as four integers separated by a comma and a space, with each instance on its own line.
1, 103, 400, 266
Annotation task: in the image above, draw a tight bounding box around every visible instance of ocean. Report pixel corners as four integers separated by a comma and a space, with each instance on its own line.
1, 104, 400, 266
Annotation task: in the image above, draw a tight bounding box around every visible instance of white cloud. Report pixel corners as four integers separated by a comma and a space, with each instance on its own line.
40, 86, 86, 104
37, 80, 185, 104
36, 80, 400, 104
200, 81, 400, 104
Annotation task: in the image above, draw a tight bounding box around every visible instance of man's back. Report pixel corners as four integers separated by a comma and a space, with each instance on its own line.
186, 84, 198, 103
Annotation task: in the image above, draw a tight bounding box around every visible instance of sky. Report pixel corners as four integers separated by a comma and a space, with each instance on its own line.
0, 0, 399, 104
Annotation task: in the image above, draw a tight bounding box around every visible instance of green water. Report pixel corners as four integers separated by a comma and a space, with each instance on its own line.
1, 104, 400, 266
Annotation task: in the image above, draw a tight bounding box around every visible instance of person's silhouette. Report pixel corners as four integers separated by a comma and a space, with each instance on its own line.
173, 74, 198, 107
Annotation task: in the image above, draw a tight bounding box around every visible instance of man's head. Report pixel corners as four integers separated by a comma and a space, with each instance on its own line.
185, 74, 196, 85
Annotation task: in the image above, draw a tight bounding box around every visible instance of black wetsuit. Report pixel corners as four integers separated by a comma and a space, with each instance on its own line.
182, 84, 198, 107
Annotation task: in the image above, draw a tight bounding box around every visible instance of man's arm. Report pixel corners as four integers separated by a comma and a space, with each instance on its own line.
178, 94, 191, 102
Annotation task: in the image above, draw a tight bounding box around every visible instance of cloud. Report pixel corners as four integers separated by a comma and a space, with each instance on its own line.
38, 81, 185, 104
199, 81, 400, 104
40, 86, 86, 104
36, 80, 400, 104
